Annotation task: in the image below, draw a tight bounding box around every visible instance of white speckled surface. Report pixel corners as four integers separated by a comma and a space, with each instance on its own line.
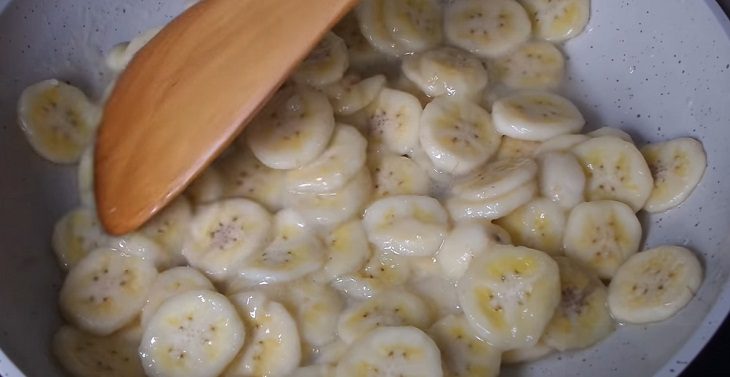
0, 1, 729, 376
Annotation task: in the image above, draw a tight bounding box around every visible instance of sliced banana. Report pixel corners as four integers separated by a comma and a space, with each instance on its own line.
356, 0, 407, 57
181, 198, 272, 282
332, 250, 412, 299
493, 40, 565, 89
519, 0, 590, 42
384, 0, 443, 53
429, 314, 502, 377
105, 233, 169, 269
496, 198, 566, 255
444, 0, 532, 58
77, 147, 95, 207
372, 154, 431, 198
534, 133, 589, 155
333, 13, 391, 70
451, 157, 538, 200
501, 341, 554, 364
246, 86, 335, 169
492, 91, 585, 141
312, 339, 350, 365
52, 207, 109, 270
337, 289, 433, 343
563, 200, 642, 279
542, 256, 614, 351
363, 195, 449, 256
336, 326, 442, 377
407, 143, 458, 185
238, 209, 324, 284
294, 32, 349, 87
17, 79, 100, 163
571, 136, 654, 211
366, 88, 423, 155
446, 180, 538, 221
286, 125, 367, 194
217, 147, 286, 211
285, 168, 373, 229
401, 46, 488, 98
537, 151, 586, 209
323, 219, 372, 281
587, 126, 633, 143
140, 290, 245, 377
53, 325, 145, 377
420, 97, 501, 175
641, 137, 707, 213
140, 267, 214, 327
408, 265, 462, 317
287, 365, 336, 377
494, 136, 542, 160
105, 26, 162, 72
608, 245, 703, 324
59, 249, 157, 335
225, 291, 301, 377
185, 166, 225, 205
322, 74, 386, 115
458, 244, 561, 350
140, 196, 193, 266
436, 221, 492, 280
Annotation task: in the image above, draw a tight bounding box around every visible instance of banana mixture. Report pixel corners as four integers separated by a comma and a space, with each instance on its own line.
16, 0, 708, 376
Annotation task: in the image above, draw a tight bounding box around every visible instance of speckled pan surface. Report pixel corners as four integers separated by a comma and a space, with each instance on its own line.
0, 0, 729, 376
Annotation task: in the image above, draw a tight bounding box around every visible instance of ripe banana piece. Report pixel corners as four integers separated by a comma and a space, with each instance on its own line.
458, 244, 561, 350
322, 219, 372, 281
494, 136, 542, 160
363, 195, 449, 256
496, 198, 567, 255
77, 147, 94, 207
451, 157, 538, 200
437, 221, 493, 280
52, 207, 109, 270
587, 126, 633, 143
534, 133, 589, 155
366, 88, 423, 155
383, 0, 443, 53
563, 200, 642, 279
140, 266, 215, 327
185, 166, 224, 205
225, 291, 301, 377
53, 325, 145, 377
335, 326, 443, 377
408, 267, 462, 318
402, 46, 488, 98
537, 151, 586, 209
322, 74, 386, 116
17, 79, 100, 163
355, 0, 407, 57
105, 233, 169, 269
519, 0, 590, 42
492, 91, 585, 141
293, 32, 349, 87
105, 26, 162, 72
217, 147, 286, 211
140, 196, 193, 266
372, 154, 431, 198
501, 341, 554, 364
333, 13, 391, 70
542, 257, 614, 351
446, 180, 538, 221
608, 245, 703, 324
429, 314, 502, 377
181, 198, 272, 282
60, 249, 158, 336
420, 97, 501, 175
332, 249, 411, 299
444, 0, 532, 58
640, 137, 706, 213
571, 136, 653, 211
493, 40, 565, 89
246, 86, 335, 169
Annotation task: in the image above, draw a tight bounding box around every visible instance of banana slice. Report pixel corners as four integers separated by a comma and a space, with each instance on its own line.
458, 244, 561, 350
519, 0, 590, 42
495, 136, 542, 160
444, 0, 532, 58
336, 326, 442, 377
436, 221, 493, 280
53, 325, 145, 377
52, 207, 109, 270
542, 256, 614, 351
105, 233, 169, 269
225, 292, 301, 377
495, 198, 566, 255
563, 200, 642, 279
332, 250, 412, 299
288, 365, 336, 377
429, 315, 502, 377
105, 26, 162, 72
492, 91, 585, 141
141, 196, 193, 266
337, 289, 433, 343
534, 133, 589, 155
140, 267, 215, 327
77, 147, 95, 207
182, 198, 272, 282
246, 86, 335, 169
608, 245, 703, 324
446, 180, 538, 221
451, 157, 538, 200
366, 88, 423, 155
571, 136, 654, 211
363, 195, 448, 256
401, 46, 488, 98
333, 13, 391, 70
493, 40, 565, 89
641, 137, 707, 213
356, 0, 407, 57
407, 143, 458, 185
60, 249, 157, 335
420, 97, 501, 175
501, 341, 554, 364
18, 79, 100, 163
294, 32, 349, 87
322, 74, 386, 115
140, 290, 245, 377
185, 166, 225, 205
537, 151, 585, 209
286, 168, 373, 229
587, 126, 633, 143
408, 266, 462, 317
383, 0, 443, 53
372, 154, 431, 198
238, 209, 324, 284
312, 339, 350, 365
217, 147, 286, 211
323, 219, 372, 281
286, 125, 367, 194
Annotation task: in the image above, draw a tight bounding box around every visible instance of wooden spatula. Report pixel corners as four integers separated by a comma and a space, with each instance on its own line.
94, 0, 358, 235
